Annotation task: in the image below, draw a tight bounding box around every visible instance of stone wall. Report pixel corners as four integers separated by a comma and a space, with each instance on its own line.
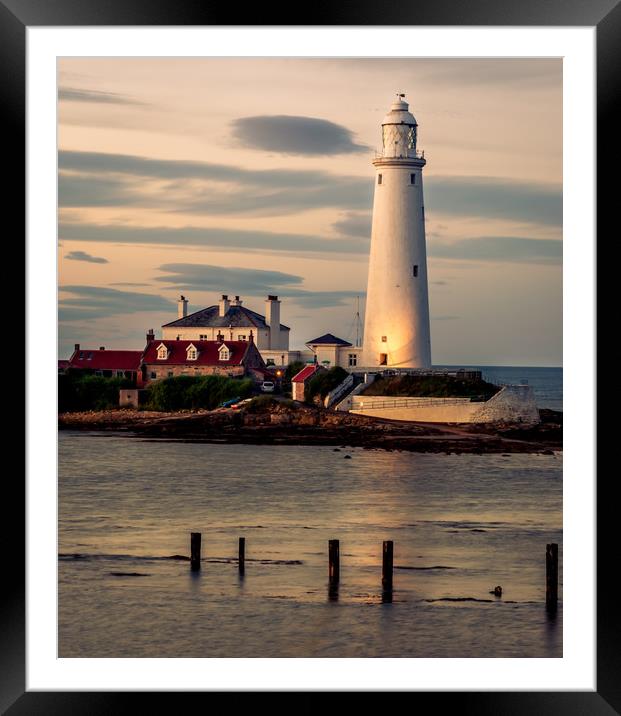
349, 385, 540, 424
145, 364, 246, 381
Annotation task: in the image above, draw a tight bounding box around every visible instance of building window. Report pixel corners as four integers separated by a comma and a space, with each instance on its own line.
381, 336, 387, 342
410, 173, 416, 184
157, 345, 168, 360
348, 353, 357, 367
150, 371, 157, 379
95, 370, 103, 376
167, 371, 173, 377
266, 358, 275, 366
79, 352, 84, 359
187, 347, 197, 360
116, 370, 125, 377
199, 334, 208, 340
378, 174, 382, 185
413, 265, 418, 277
219, 347, 230, 361
379, 353, 388, 365
237, 335, 247, 341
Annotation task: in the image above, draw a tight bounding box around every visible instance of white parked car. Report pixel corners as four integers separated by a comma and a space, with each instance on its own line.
260, 381, 275, 393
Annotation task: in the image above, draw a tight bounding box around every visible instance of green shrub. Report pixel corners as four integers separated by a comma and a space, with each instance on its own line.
58, 372, 133, 412
305, 366, 348, 404
145, 375, 253, 411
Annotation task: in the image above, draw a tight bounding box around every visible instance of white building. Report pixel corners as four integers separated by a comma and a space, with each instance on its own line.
306, 334, 362, 370
161, 294, 310, 367
361, 95, 432, 369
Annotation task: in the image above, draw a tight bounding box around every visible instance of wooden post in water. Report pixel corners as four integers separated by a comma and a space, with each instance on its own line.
382, 540, 394, 592
190, 532, 201, 572
546, 543, 558, 611
328, 539, 340, 583
239, 537, 246, 573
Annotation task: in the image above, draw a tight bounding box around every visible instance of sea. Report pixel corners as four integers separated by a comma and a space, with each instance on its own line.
58, 366, 562, 659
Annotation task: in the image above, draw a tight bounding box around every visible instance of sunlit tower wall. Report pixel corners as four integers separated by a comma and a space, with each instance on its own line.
361, 95, 432, 369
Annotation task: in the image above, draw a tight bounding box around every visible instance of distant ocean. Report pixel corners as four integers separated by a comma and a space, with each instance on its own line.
437, 366, 562, 412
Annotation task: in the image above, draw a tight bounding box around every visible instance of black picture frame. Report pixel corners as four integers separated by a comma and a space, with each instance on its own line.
4, 1, 616, 712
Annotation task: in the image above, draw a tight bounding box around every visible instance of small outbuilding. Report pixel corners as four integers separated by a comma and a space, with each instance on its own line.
291, 364, 325, 402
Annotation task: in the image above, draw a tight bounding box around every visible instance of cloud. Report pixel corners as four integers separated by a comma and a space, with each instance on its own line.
59, 222, 366, 255
58, 151, 560, 228
109, 282, 152, 287
154, 263, 363, 308
59, 285, 176, 322
230, 115, 368, 155
429, 236, 561, 264
425, 176, 562, 227
59, 174, 142, 207
332, 212, 372, 238
64, 250, 109, 264
154, 264, 304, 293
58, 150, 372, 216
58, 87, 144, 105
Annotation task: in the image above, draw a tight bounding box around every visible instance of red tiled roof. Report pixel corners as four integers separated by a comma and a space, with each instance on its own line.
68, 349, 143, 371
291, 365, 321, 383
142, 340, 250, 366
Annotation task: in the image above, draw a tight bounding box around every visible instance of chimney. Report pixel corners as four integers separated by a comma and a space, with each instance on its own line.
265, 295, 281, 350
231, 295, 243, 306
146, 329, 155, 343
219, 294, 231, 317
74, 343, 80, 352
178, 295, 188, 319
249, 329, 254, 344
216, 331, 224, 343
99, 346, 105, 351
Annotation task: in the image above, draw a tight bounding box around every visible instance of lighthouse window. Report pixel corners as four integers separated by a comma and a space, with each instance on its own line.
413, 265, 419, 277
379, 353, 388, 366
378, 174, 382, 185
381, 336, 387, 342
410, 174, 416, 184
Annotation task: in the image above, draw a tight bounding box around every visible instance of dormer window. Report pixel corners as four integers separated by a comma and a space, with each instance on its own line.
218, 344, 230, 361
156, 343, 168, 360
187, 344, 198, 361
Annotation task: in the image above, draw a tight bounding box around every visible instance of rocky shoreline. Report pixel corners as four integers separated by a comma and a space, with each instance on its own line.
58, 404, 562, 455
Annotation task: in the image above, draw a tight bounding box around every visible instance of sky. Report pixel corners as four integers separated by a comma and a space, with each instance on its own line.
58, 58, 562, 366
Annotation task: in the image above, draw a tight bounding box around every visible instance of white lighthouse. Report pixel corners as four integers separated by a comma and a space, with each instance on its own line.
361, 95, 432, 369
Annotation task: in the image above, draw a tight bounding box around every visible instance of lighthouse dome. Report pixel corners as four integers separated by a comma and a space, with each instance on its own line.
382, 96, 417, 126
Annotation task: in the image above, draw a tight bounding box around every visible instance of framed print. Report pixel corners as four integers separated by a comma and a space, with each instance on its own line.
4, 0, 617, 712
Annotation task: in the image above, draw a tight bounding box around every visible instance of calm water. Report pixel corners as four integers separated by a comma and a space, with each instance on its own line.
439, 365, 563, 411
59, 433, 562, 658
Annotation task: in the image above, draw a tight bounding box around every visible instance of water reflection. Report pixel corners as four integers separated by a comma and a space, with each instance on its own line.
381, 589, 393, 604
59, 436, 563, 657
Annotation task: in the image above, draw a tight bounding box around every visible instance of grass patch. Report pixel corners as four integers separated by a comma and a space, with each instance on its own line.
362, 374, 499, 401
